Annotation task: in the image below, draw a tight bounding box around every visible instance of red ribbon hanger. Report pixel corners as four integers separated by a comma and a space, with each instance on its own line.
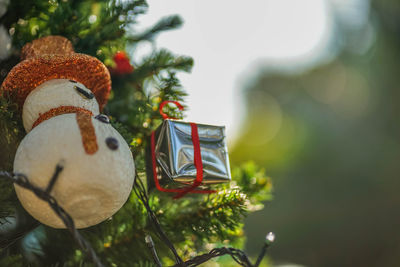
151, 101, 216, 199
158, 100, 184, 120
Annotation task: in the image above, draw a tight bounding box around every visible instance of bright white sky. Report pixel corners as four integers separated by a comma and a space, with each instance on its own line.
136, 0, 368, 143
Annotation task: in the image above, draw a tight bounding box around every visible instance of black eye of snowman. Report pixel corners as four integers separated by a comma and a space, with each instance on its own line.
95, 114, 110, 124
106, 137, 119, 150
74, 85, 94, 99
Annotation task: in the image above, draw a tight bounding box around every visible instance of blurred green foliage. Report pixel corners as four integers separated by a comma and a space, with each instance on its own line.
232, 0, 400, 266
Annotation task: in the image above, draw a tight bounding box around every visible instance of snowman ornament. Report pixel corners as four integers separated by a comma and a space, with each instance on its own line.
1, 36, 135, 229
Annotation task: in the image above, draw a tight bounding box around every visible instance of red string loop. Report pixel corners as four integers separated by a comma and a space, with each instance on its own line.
159, 100, 184, 120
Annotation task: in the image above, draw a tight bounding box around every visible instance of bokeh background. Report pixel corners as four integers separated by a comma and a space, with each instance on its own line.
137, 0, 399, 266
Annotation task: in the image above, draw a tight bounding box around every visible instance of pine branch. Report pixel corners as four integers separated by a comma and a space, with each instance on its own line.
0, 95, 24, 171
129, 49, 193, 83
157, 72, 188, 102
129, 15, 183, 42
232, 162, 273, 204
7, 0, 148, 57
160, 189, 248, 244
0, 253, 23, 267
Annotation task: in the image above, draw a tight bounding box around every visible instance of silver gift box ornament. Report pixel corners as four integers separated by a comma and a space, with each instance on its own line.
146, 119, 231, 193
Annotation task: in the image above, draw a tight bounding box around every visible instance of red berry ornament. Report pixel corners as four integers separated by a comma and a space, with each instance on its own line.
112, 51, 134, 75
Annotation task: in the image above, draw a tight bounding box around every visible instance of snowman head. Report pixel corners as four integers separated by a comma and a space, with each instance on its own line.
22, 79, 100, 132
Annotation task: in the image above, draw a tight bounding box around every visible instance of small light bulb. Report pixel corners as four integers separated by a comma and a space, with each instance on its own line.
266, 232, 275, 244
89, 15, 97, 24
145, 235, 153, 244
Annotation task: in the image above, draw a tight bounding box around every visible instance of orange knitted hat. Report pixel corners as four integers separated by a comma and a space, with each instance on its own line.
1, 35, 111, 110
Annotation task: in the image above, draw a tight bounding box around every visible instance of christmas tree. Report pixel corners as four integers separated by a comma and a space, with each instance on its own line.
0, 1, 272, 266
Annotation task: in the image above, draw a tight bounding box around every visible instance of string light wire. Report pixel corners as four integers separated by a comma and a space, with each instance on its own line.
0, 167, 274, 267
0, 166, 104, 267
133, 174, 275, 267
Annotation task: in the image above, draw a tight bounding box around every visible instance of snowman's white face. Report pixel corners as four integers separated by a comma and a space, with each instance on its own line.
22, 79, 100, 132
14, 113, 135, 229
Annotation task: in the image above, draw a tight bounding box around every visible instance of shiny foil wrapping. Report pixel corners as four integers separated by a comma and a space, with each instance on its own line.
146, 120, 231, 191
